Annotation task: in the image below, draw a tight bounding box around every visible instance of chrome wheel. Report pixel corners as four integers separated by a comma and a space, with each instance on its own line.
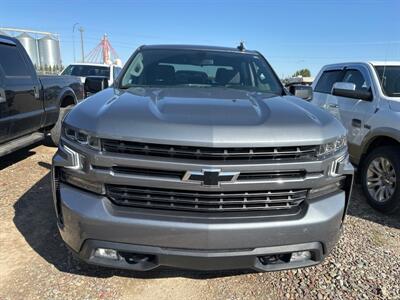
367, 157, 397, 202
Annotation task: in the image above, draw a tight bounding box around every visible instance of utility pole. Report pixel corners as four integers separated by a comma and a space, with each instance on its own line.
72, 23, 79, 63
79, 26, 85, 62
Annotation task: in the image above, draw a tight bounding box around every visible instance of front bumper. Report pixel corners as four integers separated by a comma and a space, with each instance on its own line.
79, 239, 325, 272
56, 183, 347, 272
52, 140, 353, 272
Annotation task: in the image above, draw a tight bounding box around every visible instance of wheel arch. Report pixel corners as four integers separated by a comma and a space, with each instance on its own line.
360, 128, 400, 163
58, 87, 77, 108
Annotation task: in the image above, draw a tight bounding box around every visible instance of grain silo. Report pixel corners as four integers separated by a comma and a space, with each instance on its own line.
38, 34, 61, 68
17, 33, 40, 68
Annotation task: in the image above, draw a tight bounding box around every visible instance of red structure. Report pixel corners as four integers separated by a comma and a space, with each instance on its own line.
85, 34, 119, 64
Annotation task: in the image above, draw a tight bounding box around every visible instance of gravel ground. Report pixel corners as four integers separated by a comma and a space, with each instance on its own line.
0, 143, 399, 300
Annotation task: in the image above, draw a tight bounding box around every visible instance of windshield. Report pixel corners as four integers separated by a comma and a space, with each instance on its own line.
374, 66, 400, 97
62, 65, 110, 78
120, 49, 282, 94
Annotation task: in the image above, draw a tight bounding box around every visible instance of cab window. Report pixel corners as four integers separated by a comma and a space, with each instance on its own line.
0, 44, 31, 77
374, 66, 400, 97
314, 70, 343, 94
342, 69, 370, 91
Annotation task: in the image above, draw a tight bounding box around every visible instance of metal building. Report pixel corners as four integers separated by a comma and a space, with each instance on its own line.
38, 34, 61, 68
16, 33, 40, 68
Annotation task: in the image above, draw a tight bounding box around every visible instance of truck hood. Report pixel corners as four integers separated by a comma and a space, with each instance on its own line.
66, 87, 345, 147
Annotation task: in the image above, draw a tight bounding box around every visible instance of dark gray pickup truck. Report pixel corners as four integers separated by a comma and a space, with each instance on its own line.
0, 35, 84, 157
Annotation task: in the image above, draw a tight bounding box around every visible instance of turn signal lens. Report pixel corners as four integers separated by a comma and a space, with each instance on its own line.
60, 170, 105, 194
308, 179, 345, 199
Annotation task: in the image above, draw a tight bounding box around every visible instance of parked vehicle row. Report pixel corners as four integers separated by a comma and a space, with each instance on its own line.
1, 35, 397, 273
0, 34, 84, 156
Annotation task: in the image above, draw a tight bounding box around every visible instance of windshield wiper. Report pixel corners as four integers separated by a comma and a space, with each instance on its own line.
175, 83, 213, 87
221, 85, 282, 96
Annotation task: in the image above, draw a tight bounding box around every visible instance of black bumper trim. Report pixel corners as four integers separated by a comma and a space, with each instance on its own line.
77, 239, 324, 272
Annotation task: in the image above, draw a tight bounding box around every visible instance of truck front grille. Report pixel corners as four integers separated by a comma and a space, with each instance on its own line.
106, 185, 308, 212
102, 139, 318, 161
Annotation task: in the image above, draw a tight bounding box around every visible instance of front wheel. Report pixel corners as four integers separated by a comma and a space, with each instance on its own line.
361, 146, 400, 214
50, 105, 74, 146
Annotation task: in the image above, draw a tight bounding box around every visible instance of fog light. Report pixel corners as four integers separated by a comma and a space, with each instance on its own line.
94, 248, 119, 260
290, 251, 311, 262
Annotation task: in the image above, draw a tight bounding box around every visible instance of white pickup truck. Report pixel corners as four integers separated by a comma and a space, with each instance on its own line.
61, 63, 122, 86
311, 61, 400, 214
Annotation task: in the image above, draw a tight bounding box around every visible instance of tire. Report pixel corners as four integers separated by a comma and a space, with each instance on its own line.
50, 105, 74, 146
360, 145, 400, 214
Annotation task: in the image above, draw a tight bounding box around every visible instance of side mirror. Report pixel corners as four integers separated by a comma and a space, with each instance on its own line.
84, 76, 109, 96
332, 82, 372, 101
289, 85, 313, 101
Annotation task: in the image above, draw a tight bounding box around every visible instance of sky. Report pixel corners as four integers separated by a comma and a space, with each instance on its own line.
1, 0, 400, 77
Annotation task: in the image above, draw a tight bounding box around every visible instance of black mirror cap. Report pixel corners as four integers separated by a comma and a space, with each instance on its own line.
84, 76, 109, 94
289, 84, 313, 101
332, 87, 373, 101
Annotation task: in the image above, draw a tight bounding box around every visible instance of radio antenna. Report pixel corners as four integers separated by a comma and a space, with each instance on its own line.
237, 41, 246, 52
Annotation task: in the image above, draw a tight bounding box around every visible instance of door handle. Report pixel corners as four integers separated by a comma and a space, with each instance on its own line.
0, 88, 5, 103
33, 86, 40, 99
352, 119, 362, 128
327, 103, 339, 108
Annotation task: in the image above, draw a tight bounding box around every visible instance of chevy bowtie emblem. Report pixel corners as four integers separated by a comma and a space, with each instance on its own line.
182, 169, 240, 186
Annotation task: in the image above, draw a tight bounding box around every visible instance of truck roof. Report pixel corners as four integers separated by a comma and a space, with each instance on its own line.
0, 34, 17, 46
368, 61, 400, 66
140, 44, 259, 54
320, 61, 400, 69
67, 63, 113, 67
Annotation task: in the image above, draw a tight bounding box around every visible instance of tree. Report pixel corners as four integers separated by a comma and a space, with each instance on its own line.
292, 68, 311, 77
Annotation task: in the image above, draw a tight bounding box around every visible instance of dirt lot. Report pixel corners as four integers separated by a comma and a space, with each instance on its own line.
0, 143, 399, 300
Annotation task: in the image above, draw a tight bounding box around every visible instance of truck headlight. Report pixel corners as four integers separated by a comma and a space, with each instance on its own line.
317, 135, 347, 158
63, 126, 101, 150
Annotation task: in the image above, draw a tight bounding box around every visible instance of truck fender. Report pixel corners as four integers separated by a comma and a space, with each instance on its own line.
357, 127, 400, 164
57, 87, 77, 108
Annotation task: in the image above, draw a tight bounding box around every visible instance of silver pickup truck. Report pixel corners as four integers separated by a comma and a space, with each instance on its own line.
312, 62, 400, 214
52, 45, 353, 272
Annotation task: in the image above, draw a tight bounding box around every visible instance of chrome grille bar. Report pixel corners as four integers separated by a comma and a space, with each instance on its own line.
102, 139, 318, 161
106, 185, 308, 212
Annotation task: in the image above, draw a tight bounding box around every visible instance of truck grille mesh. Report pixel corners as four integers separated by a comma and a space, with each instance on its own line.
106, 185, 308, 212
102, 139, 318, 161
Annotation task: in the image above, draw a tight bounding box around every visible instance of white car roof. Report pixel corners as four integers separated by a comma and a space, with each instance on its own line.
368, 61, 400, 66
321, 61, 400, 70
67, 63, 115, 67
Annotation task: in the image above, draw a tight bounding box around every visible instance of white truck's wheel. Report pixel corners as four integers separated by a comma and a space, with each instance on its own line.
361, 146, 400, 214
